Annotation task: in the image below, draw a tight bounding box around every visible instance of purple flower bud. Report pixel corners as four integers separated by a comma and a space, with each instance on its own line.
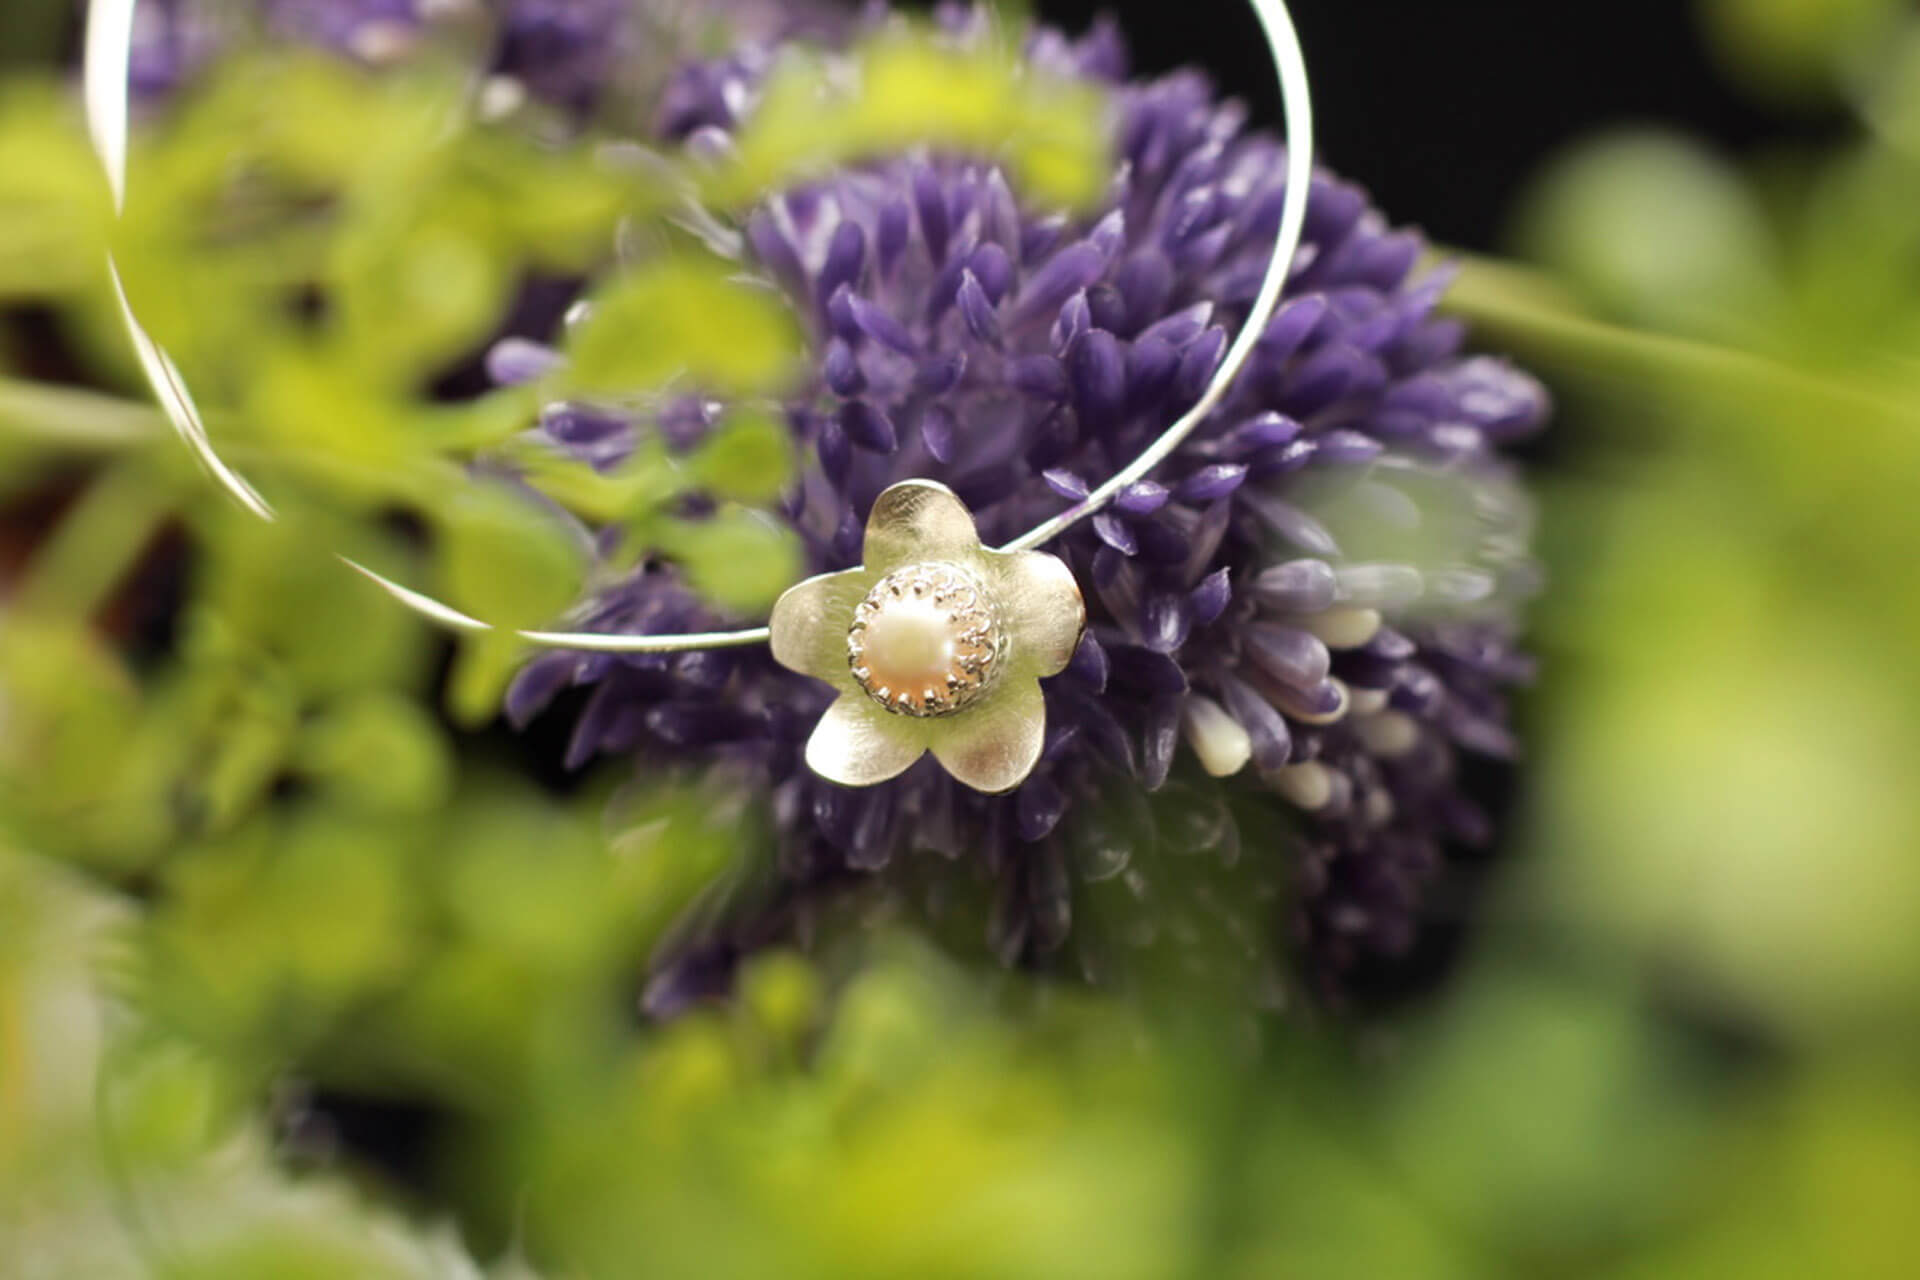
839, 399, 897, 453
1086, 284, 1129, 334
1269, 677, 1345, 722
1222, 675, 1292, 770
1116, 481, 1170, 514
506, 651, 580, 728
877, 197, 911, 278
958, 271, 1002, 345
1176, 464, 1247, 502
920, 402, 957, 463
1115, 250, 1174, 332
824, 337, 866, 396
1137, 301, 1213, 348
1141, 696, 1182, 790
1017, 776, 1067, 841
746, 206, 806, 291
1142, 592, 1191, 653
498, 12, 1549, 1005
1189, 568, 1232, 626
915, 351, 967, 394
486, 337, 564, 385
1316, 428, 1385, 466
1125, 336, 1181, 404
913, 164, 951, 264
1172, 326, 1227, 403
817, 220, 867, 310
969, 242, 1015, 302
845, 292, 918, 354
1259, 293, 1328, 360
1245, 623, 1331, 689
1068, 632, 1110, 691
1243, 491, 1340, 556
1052, 291, 1092, 352
1107, 644, 1188, 697
816, 416, 851, 485
1093, 512, 1137, 555
1008, 354, 1070, 401
1067, 330, 1127, 428
1014, 239, 1109, 325
1043, 469, 1091, 500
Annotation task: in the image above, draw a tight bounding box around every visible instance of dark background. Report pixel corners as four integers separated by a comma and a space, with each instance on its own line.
0, 0, 1817, 251
1027, 0, 1817, 1006
1039, 0, 1816, 250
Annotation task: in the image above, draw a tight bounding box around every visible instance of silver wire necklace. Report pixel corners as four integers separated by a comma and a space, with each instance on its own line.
83, 0, 1315, 794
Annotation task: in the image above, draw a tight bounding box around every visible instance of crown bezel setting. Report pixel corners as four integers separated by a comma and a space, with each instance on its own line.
847, 561, 1005, 718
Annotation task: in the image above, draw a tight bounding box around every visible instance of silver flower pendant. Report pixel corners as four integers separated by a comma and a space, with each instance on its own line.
769, 480, 1086, 793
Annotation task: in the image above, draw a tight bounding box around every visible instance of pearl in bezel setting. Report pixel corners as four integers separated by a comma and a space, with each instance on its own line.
848, 562, 1003, 717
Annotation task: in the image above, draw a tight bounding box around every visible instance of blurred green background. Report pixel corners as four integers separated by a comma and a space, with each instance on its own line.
5, 0, 1920, 1275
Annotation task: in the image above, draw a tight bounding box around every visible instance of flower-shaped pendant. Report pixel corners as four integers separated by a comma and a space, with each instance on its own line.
770, 481, 1085, 793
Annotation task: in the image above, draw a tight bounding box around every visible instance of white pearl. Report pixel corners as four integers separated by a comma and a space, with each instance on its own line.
864, 596, 961, 697
848, 563, 1000, 717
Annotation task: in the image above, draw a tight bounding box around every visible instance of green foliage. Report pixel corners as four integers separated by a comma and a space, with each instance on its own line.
0, 78, 112, 297
0, 498, 437, 873
690, 408, 797, 505
8, 7, 1920, 1280
1511, 132, 1785, 345
561, 258, 803, 399
504, 945, 1202, 1280
0, 20, 1109, 651
0, 851, 515, 1280
664, 504, 805, 615
715, 29, 1110, 211
1456, 1, 1920, 1040
1698, 0, 1906, 100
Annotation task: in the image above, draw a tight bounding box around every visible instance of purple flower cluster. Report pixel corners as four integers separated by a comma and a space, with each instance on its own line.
130, 0, 420, 95
504, 11, 1549, 1005
127, 0, 845, 113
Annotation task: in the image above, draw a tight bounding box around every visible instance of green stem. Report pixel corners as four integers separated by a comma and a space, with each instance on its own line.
0, 376, 164, 450
0, 375, 476, 517
1444, 255, 1919, 431
12, 459, 178, 621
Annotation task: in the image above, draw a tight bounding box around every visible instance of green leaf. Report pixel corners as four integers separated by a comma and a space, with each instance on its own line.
332, 219, 512, 386
561, 257, 803, 399
99, 1040, 231, 1172
0, 78, 112, 298
1511, 131, 1783, 345
687, 408, 794, 504
434, 478, 587, 628
440, 785, 607, 965
176, 665, 303, 834
1698, 0, 1904, 100
155, 809, 422, 1037
293, 692, 454, 815
192, 504, 430, 698
0, 374, 164, 451
0, 618, 172, 869
663, 506, 803, 615
8, 457, 177, 621
433, 478, 588, 725
445, 627, 531, 729
712, 31, 1110, 211
505, 437, 681, 526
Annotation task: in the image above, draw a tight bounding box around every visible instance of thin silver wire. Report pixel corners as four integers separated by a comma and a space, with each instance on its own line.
85, 0, 1314, 655
999, 0, 1314, 553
